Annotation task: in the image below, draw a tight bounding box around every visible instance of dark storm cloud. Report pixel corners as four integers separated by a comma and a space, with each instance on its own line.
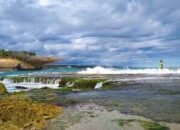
0, 0, 180, 66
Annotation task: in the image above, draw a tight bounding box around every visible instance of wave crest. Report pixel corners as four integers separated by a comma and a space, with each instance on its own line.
78, 66, 180, 74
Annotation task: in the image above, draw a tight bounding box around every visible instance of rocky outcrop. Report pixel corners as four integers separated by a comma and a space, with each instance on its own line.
0, 49, 60, 70
0, 56, 60, 70
0, 58, 34, 70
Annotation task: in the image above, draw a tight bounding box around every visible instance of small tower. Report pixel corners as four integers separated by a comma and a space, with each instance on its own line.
160, 60, 164, 70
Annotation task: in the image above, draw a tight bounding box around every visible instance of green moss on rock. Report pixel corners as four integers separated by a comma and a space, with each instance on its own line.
141, 121, 169, 130
59, 77, 105, 90
0, 94, 62, 130
113, 119, 134, 126
0, 82, 7, 95
113, 119, 169, 130
102, 81, 114, 89
73, 79, 105, 89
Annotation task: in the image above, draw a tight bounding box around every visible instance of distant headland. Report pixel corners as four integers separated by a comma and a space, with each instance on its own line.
0, 49, 59, 70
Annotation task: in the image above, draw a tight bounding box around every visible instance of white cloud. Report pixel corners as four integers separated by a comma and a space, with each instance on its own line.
0, 0, 179, 66
38, 0, 49, 6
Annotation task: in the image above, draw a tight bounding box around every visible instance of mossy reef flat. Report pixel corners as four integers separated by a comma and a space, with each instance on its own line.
1, 76, 111, 90
0, 74, 180, 130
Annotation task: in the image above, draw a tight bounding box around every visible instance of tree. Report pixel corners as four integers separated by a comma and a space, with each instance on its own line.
0, 49, 6, 57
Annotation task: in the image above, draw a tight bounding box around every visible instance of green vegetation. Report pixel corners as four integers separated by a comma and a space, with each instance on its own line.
113, 119, 169, 130
0, 82, 7, 95
0, 49, 36, 58
141, 121, 169, 130
102, 81, 114, 89
6, 77, 59, 84
3, 76, 107, 90
0, 49, 40, 68
0, 93, 62, 130
113, 119, 136, 126
8, 77, 28, 83
59, 77, 78, 87
59, 77, 105, 90
28, 87, 78, 106
28, 88, 58, 104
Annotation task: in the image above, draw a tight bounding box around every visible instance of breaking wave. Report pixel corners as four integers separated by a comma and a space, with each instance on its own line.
78, 66, 180, 74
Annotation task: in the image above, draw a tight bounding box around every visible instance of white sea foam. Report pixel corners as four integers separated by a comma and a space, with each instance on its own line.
1, 79, 60, 92
94, 82, 103, 89
78, 66, 180, 75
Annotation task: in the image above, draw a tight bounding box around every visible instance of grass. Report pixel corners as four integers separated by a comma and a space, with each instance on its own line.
113, 119, 169, 130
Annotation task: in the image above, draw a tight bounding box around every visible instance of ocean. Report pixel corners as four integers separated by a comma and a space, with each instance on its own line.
0, 66, 180, 77
1, 65, 180, 125
1, 66, 180, 92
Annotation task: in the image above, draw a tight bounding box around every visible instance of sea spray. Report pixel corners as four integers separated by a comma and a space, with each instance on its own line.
1, 77, 60, 92
95, 82, 103, 89
78, 66, 180, 74
1, 77, 106, 92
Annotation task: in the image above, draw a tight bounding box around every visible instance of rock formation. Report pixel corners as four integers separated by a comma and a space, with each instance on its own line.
0, 49, 60, 70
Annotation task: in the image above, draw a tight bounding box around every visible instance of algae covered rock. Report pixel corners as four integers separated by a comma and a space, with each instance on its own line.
59, 77, 105, 90
0, 82, 7, 95
113, 119, 169, 130
0, 94, 62, 130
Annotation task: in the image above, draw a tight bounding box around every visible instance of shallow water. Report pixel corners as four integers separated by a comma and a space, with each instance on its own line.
60, 76, 180, 123
1, 68, 180, 124
47, 103, 180, 130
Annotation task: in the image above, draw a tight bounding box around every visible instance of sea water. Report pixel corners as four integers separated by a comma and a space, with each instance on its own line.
0, 66, 180, 77
0, 66, 180, 92
1, 66, 179, 124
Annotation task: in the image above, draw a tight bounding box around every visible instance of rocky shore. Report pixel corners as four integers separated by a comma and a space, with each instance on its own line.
0, 83, 62, 130
0, 74, 180, 130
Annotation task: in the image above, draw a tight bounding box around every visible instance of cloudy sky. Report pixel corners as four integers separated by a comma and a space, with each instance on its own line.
0, 0, 180, 67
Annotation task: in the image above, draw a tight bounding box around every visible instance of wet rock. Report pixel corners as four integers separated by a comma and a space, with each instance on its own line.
16, 86, 28, 89
59, 77, 105, 90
